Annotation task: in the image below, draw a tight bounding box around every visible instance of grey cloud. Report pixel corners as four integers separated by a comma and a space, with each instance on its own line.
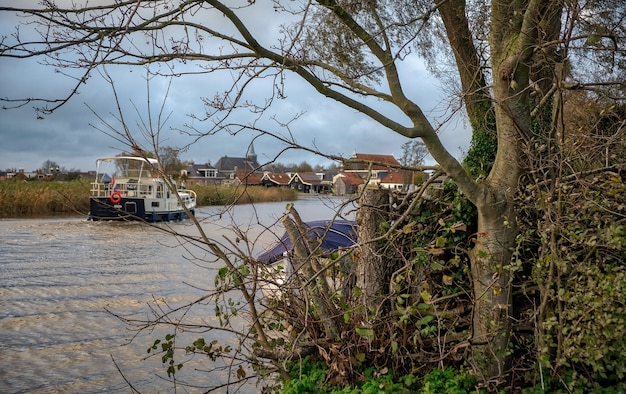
0, 5, 470, 173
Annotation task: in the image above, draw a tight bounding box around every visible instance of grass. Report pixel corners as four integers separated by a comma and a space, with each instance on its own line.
0, 180, 299, 216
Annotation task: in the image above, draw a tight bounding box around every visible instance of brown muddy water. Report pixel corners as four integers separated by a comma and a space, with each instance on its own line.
0, 197, 354, 393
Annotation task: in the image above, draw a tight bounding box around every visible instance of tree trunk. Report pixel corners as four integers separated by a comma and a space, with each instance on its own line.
467, 90, 527, 382
355, 188, 390, 310
470, 193, 517, 383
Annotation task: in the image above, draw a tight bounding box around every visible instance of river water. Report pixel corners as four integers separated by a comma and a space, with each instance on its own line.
0, 196, 354, 393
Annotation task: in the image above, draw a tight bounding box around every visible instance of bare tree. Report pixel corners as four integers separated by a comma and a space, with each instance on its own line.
2, 0, 625, 388
399, 140, 428, 168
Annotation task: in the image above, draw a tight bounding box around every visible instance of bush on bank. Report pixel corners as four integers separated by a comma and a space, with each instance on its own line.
0, 180, 298, 216
275, 171, 626, 393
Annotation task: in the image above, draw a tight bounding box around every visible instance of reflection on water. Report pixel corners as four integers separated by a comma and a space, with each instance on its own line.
0, 197, 353, 393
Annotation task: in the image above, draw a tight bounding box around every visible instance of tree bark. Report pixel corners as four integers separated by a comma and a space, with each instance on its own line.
469, 193, 517, 382
438, 0, 495, 131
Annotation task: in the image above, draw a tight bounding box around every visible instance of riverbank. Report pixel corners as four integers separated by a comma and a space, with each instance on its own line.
0, 181, 299, 216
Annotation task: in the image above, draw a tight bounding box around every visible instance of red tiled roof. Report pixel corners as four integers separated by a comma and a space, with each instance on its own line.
350, 153, 400, 170
338, 172, 364, 185
380, 170, 410, 184
236, 169, 262, 185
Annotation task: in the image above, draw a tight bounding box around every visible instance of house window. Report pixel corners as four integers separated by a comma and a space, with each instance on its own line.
199, 169, 216, 178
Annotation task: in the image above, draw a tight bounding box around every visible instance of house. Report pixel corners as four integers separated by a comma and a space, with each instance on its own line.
319, 168, 340, 190
379, 169, 413, 191
333, 172, 364, 195
213, 143, 261, 182
261, 172, 291, 187
182, 162, 224, 184
290, 172, 330, 193
5, 169, 38, 181
234, 168, 262, 186
344, 152, 400, 186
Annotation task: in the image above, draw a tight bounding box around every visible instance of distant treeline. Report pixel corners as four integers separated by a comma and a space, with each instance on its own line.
0, 181, 298, 216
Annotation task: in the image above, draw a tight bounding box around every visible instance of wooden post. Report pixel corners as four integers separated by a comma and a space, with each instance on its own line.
356, 188, 390, 310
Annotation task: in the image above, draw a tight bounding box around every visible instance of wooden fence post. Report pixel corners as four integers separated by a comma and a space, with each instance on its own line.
356, 188, 390, 311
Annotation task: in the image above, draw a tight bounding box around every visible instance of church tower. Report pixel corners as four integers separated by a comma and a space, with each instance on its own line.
246, 142, 257, 163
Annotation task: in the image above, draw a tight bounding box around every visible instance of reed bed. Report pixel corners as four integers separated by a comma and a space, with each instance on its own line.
0, 181, 298, 216
192, 183, 298, 206
0, 180, 91, 216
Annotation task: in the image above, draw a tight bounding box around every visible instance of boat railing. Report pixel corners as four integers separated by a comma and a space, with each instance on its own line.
175, 189, 197, 208
90, 180, 155, 198
91, 180, 196, 205
90, 182, 109, 198
183, 189, 197, 202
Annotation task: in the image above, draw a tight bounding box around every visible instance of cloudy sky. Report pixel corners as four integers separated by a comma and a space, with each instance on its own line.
0, 2, 471, 173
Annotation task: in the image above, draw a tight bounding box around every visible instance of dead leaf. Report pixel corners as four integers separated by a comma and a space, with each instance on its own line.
450, 222, 467, 232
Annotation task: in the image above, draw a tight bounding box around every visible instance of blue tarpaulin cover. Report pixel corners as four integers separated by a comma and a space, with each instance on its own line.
257, 220, 357, 264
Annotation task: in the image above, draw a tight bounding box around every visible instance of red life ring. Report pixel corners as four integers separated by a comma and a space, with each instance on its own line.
110, 191, 122, 204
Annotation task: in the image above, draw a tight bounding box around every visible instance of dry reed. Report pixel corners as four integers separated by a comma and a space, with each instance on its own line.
0, 181, 298, 216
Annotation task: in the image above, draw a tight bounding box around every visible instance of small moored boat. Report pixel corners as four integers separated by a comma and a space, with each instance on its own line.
256, 220, 358, 298
256, 220, 358, 264
88, 156, 196, 222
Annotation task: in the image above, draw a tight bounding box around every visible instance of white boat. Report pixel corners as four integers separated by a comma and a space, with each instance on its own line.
88, 156, 196, 222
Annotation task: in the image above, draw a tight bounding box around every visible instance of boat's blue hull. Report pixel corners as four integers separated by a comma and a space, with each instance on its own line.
88, 197, 195, 222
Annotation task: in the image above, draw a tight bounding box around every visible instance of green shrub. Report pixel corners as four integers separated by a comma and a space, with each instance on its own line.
516, 169, 626, 390
282, 358, 481, 394
282, 357, 328, 394
420, 367, 479, 394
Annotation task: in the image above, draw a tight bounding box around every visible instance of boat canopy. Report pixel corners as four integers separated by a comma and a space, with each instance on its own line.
257, 220, 357, 264
95, 156, 159, 181
96, 156, 159, 165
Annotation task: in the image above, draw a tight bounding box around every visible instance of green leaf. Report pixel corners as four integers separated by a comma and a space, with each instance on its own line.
431, 261, 444, 271
417, 315, 435, 326
355, 327, 375, 340
193, 338, 205, 348
391, 340, 399, 355
238, 264, 250, 276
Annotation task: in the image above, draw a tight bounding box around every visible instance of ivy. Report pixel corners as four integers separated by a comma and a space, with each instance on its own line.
515, 165, 626, 390
463, 103, 497, 179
